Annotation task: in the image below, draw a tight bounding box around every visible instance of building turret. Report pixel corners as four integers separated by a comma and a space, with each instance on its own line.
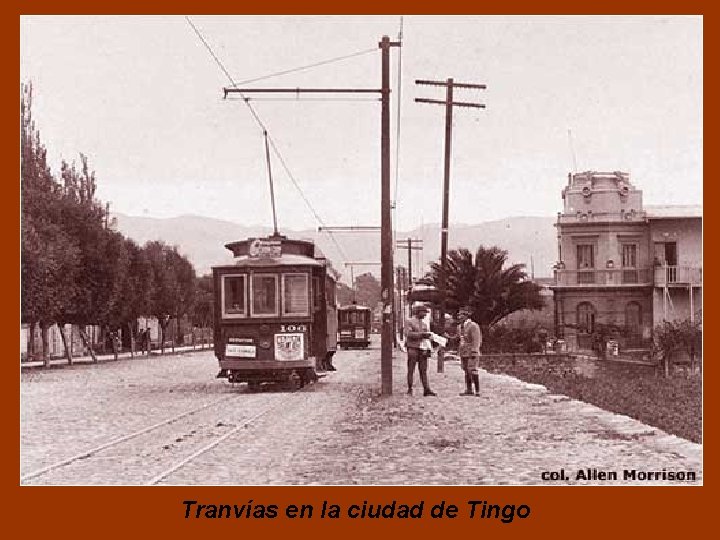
561, 171, 643, 221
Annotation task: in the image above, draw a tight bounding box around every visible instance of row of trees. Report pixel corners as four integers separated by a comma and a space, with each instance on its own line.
21, 83, 208, 365
336, 272, 381, 307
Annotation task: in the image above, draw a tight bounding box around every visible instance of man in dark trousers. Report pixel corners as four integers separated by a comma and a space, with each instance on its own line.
405, 303, 437, 397
457, 306, 482, 396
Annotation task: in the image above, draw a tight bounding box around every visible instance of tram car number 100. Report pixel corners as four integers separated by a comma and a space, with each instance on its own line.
212, 235, 338, 388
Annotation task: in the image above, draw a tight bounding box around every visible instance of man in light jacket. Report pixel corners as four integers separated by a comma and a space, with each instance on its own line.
405, 303, 437, 397
457, 306, 482, 396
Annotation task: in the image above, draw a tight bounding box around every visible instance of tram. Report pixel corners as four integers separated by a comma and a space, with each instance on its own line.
337, 303, 372, 349
212, 234, 338, 387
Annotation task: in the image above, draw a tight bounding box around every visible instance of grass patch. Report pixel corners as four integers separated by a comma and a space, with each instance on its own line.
481, 358, 702, 443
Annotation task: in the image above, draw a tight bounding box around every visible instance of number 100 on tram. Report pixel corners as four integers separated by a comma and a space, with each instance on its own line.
212, 235, 338, 387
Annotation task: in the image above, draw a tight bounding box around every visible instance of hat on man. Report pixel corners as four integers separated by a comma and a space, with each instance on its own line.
458, 306, 472, 316
411, 303, 430, 313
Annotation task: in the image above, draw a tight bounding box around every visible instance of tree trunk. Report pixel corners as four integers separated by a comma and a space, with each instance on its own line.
40, 323, 50, 367
99, 326, 106, 354
28, 321, 37, 361
111, 331, 119, 361
78, 327, 98, 363
159, 323, 166, 355
127, 322, 135, 358
58, 324, 73, 365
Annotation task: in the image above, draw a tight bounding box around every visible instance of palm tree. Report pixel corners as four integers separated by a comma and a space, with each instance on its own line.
429, 246, 544, 330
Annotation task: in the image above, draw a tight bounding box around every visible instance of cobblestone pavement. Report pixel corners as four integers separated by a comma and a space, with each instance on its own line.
21, 339, 702, 485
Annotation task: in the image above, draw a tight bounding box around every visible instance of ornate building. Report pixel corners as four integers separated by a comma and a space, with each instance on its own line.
551, 171, 701, 352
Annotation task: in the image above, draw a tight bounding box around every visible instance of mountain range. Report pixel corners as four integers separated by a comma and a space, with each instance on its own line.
113, 213, 557, 281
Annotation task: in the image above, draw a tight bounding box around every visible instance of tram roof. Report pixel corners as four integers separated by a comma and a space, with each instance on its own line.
214, 253, 325, 269
215, 235, 337, 273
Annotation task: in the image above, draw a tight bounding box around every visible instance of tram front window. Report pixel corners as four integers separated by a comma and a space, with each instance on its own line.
222, 275, 246, 317
252, 274, 278, 316
283, 273, 309, 316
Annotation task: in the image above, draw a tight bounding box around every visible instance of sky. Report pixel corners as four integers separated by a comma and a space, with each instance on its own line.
20, 15, 702, 232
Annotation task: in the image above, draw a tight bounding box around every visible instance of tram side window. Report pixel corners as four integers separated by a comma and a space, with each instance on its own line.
223, 275, 246, 317
283, 273, 309, 316
326, 277, 336, 307
313, 277, 321, 312
252, 274, 278, 316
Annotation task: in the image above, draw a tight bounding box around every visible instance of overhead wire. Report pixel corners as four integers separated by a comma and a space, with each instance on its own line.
185, 16, 348, 262
231, 97, 381, 103
235, 47, 377, 85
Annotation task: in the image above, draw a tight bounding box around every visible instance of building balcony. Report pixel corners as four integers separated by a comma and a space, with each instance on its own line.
654, 265, 702, 287
553, 267, 653, 287
556, 210, 647, 225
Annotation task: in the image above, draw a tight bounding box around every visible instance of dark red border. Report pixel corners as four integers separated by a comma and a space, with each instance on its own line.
8, 3, 712, 538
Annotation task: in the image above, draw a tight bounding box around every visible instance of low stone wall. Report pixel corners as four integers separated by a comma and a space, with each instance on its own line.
478, 352, 658, 379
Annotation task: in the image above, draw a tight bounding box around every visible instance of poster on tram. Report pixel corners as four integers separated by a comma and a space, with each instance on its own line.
274, 333, 304, 361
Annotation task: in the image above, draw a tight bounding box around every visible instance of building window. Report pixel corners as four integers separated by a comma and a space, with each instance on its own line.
622, 244, 637, 267
576, 244, 595, 283
577, 244, 594, 269
577, 302, 596, 334
622, 244, 638, 283
625, 302, 642, 336
282, 273, 309, 316
251, 274, 278, 316
222, 274, 246, 318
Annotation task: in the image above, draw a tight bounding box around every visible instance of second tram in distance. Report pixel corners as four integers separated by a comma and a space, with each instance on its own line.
337, 303, 371, 349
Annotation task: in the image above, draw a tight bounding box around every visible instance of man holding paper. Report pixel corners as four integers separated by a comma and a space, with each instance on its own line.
404, 303, 437, 397
457, 306, 482, 396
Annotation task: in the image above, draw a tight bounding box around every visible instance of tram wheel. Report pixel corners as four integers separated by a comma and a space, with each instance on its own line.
289, 371, 303, 390
248, 381, 261, 390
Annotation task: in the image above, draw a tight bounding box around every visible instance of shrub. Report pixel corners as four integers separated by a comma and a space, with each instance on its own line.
483, 358, 701, 443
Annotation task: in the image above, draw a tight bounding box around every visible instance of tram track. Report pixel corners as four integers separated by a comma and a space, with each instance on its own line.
146, 386, 314, 485
21, 383, 314, 485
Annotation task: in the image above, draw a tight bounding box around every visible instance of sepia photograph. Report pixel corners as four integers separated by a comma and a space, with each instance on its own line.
20, 15, 702, 487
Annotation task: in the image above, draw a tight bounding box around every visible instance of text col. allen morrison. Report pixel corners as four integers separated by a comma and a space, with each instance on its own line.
541, 468, 698, 482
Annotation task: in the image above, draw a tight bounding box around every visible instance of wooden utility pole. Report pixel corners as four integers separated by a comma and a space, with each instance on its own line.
396, 238, 423, 287
380, 36, 401, 395
395, 239, 421, 343
415, 78, 485, 372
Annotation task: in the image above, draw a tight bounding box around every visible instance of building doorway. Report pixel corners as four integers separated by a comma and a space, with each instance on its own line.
576, 302, 596, 349
654, 241, 678, 282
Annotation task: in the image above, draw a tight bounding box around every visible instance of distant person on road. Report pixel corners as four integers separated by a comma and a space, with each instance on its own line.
457, 307, 482, 397
405, 303, 437, 397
